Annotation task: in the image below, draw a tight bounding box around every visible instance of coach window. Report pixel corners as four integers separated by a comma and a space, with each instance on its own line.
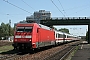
60, 34, 63, 38
56, 33, 58, 38
58, 33, 60, 38
63, 35, 66, 38
67, 36, 69, 38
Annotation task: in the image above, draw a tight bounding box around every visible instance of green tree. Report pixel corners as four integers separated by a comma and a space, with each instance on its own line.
58, 28, 70, 34
50, 26, 57, 30
0, 22, 14, 39
10, 27, 14, 36
52, 27, 57, 30
0, 23, 9, 37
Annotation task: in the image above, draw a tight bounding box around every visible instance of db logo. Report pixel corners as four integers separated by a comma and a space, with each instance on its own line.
21, 36, 25, 38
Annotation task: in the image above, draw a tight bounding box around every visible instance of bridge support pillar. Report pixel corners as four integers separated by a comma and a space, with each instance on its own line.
88, 25, 90, 44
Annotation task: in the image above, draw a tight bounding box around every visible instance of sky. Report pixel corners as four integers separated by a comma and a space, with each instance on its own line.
0, 0, 90, 36
54, 25, 88, 36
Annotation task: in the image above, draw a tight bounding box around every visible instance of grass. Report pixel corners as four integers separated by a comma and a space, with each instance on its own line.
65, 46, 79, 60
70, 46, 79, 60
0, 45, 14, 53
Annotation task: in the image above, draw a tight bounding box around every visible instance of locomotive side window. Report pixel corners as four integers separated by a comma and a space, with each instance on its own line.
37, 28, 39, 33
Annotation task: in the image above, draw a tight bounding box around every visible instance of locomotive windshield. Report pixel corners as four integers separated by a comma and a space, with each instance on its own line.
16, 27, 32, 32
25, 27, 32, 32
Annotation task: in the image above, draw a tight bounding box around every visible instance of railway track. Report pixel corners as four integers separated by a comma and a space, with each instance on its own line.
0, 54, 17, 60
0, 40, 81, 60
59, 46, 76, 60
0, 52, 29, 60
0, 40, 12, 47
44, 46, 76, 60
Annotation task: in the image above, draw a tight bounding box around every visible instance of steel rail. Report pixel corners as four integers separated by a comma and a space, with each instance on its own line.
60, 46, 75, 60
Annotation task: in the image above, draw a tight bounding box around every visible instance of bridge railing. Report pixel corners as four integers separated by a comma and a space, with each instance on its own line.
51, 17, 90, 20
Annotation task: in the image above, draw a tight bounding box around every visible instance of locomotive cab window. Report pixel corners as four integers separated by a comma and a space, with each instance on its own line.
16, 27, 32, 32
16, 27, 24, 32
25, 27, 32, 32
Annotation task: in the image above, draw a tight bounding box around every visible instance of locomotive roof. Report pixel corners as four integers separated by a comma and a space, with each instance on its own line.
38, 24, 51, 30
15, 22, 51, 30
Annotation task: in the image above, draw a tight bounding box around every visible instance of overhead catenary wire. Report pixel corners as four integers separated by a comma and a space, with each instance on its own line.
3, 0, 32, 14
21, 0, 35, 10
64, 4, 90, 11
68, 5, 90, 15
75, 6, 90, 13
50, 0, 65, 17
0, 11, 30, 15
58, 0, 67, 16
0, 12, 6, 15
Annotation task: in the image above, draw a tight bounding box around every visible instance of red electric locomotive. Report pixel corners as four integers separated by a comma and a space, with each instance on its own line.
12, 23, 55, 50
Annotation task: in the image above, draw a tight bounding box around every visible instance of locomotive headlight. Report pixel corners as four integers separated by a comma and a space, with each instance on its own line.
15, 39, 17, 41
32, 43, 35, 44
15, 35, 21, 38
26, 35, 32, 38
29, 39, 31, 41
